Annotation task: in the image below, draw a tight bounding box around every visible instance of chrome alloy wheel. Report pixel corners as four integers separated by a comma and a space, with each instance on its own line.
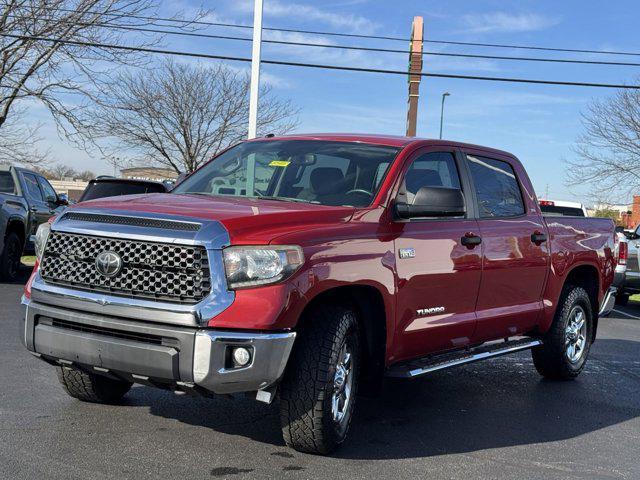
331, 344, 354, 424
565, 305, 587, 363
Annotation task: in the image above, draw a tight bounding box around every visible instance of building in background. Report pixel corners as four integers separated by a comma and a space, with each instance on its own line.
120, 167, 178, 182
594, 202, 634, 229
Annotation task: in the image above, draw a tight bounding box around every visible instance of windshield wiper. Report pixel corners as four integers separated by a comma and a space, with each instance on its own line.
178, 192, 318, 204
257, 196, 319, 204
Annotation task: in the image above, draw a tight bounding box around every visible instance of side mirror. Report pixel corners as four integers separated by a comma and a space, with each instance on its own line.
56, 193, 69, 206
396, 186, 465, 219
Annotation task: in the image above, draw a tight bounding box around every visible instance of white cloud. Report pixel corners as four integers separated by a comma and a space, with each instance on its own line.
461, 12, 560, 34
233, 0, 378, 34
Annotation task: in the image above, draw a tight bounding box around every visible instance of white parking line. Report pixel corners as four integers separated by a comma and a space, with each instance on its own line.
612, 309, 640, 320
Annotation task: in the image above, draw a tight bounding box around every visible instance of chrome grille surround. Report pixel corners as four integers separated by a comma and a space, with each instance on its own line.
41, 232, 211, 303
30, 207, 235, 327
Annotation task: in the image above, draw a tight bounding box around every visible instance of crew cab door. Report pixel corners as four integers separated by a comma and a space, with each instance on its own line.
393, 148, 482, 361
20, 172, 53, 243
463, 150, 550, 342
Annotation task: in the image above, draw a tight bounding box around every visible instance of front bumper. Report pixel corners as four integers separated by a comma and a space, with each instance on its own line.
21, 297, 295, 396
598, 286, 617, 317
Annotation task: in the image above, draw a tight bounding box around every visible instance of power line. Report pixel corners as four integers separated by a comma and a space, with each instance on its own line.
33, 7, 640, 58
8, 15, 640, 68
2, 32, 639, 89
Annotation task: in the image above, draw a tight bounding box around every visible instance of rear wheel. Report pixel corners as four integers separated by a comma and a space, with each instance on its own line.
532, 286, 593, 380
0, 232, 22, 282
56, 366, 132, 403
279, 305, 360, 454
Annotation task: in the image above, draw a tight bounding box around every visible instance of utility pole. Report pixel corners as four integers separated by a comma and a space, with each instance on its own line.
405, 16, 423, 137
247, 0, 263, 139
439, 92, 450, 139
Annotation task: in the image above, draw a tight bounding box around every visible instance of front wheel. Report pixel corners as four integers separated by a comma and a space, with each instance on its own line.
0, 232, 22, 282
532, 286, 593, 380
279, 305, 360, 455
56, 366, 132, 403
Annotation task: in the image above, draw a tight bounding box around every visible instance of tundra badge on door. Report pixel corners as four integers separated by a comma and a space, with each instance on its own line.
417, 306, 446, 316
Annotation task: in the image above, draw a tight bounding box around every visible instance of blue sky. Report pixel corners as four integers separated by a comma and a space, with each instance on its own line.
31, 0, 640, 204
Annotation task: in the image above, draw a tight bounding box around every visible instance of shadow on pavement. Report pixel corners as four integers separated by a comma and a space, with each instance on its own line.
136, 338, 639, 459
0, 264, 32, 286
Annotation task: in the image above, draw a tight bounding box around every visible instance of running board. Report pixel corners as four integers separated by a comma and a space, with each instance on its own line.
386, 338, 543, 378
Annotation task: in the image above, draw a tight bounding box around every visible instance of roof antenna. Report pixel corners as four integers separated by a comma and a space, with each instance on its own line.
265, 133, 275, 138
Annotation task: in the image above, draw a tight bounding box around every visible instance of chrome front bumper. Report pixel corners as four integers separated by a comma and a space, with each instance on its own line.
21, 297, 295, 396
598, 286, 617, 317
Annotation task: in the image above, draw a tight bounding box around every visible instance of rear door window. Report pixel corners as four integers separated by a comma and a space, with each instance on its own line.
0, 171, 15, 194
22, 173, 44, 203
467, 155, 524, 218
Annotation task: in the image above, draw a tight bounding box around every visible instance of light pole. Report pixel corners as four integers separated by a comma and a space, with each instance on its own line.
439, 92, 450, 139
247, 0, 263, 139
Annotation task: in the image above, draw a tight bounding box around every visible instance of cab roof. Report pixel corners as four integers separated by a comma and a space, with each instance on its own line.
248, 133, 516, 159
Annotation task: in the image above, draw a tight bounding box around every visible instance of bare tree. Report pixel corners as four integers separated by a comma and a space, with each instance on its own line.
0, 107, 49, 165
51, 163, 76, 179
567, 84, 640, 203
82, 59, 298, 173
0, 0, 204, 163
76, 169, 96, 181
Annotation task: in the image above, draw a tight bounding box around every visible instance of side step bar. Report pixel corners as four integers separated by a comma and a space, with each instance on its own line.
386, 338, 542, 378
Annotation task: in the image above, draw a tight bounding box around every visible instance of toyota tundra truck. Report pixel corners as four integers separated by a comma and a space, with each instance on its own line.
21, 134, 617, 454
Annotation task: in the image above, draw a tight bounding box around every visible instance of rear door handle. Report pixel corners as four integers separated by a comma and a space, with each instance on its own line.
531, 231, 547, 244
461, 233, 482, 247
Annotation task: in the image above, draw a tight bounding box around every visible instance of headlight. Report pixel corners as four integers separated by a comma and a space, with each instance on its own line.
34, 222, 51, 261
223, 245, 304, 289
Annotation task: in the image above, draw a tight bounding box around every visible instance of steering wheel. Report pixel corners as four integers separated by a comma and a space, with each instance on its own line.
345, 189, 373, 197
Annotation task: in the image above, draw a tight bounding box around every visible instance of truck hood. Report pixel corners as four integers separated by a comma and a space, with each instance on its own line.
73, 193, 355, 244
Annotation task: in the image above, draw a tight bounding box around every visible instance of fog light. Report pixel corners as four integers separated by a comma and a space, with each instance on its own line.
232, 347, 251, 367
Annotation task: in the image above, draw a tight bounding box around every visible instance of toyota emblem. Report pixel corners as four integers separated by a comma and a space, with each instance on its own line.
95, 251, 123, 277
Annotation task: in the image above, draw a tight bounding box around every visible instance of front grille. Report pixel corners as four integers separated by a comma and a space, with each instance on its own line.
61, 212, 200, 231
40, 232, 211, 303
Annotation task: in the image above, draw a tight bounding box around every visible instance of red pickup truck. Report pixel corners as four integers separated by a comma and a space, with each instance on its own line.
21, 134, 616, 454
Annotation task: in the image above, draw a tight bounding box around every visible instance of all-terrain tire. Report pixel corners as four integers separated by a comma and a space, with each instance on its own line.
0, 231, 22, 282
532, 285, 593, 380
56, 366, 132, 403
279, 305, 360, 455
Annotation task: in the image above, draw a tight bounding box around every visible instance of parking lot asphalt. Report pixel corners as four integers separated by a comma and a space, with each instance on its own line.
1, 266, 639, 480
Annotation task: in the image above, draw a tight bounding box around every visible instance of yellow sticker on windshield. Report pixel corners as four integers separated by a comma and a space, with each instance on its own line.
269, 160, 291, 167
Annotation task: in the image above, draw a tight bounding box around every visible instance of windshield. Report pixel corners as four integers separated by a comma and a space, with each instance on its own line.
80, 181, 166, 201
172, 140, 400, 207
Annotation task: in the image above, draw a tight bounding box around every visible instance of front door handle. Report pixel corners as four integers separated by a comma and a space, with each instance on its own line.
461, 233, 482, 247
531, 231, 547, 244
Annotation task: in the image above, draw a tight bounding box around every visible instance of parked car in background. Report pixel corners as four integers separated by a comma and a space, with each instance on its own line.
22, 135, 616, 454
78, 177, 168, 202
614, 231, 627, 293
614, 226, 640, 305
0, 165, 68, 281
539, 199, 588, 217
